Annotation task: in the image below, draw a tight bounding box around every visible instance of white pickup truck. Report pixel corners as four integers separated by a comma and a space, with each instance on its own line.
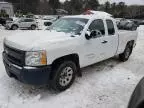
3, 12, 138, 91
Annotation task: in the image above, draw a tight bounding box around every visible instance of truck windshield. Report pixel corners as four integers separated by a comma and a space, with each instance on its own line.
48, 18, 88, 35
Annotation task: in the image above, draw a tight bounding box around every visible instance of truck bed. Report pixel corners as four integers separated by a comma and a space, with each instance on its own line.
116, 30, 138, 55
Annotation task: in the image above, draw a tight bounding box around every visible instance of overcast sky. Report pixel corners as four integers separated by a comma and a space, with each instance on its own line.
60, 0, 144, 5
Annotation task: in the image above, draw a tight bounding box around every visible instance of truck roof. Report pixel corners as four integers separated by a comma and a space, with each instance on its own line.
64, 11, 113, 20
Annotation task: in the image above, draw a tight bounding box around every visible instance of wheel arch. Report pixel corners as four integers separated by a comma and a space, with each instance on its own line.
127, 40, 135, 46
49, 54, 81, 80
11, 24, 18, 29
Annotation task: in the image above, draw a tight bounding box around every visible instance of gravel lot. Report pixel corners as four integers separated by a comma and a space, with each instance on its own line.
0, 27, 143, 108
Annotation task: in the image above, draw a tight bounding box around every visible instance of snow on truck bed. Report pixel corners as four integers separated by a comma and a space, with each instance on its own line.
0, 27, 144, 108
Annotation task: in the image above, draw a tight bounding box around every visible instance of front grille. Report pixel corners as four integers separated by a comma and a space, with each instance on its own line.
4, 44, 25, 66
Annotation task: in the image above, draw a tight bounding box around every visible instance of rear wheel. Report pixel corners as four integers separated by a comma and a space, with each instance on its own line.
11, 25, 18, 30
51, 61, 77, 91
119, 42, 133, 62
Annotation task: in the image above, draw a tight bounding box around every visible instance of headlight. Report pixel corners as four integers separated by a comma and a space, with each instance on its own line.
25, 51, 47, 66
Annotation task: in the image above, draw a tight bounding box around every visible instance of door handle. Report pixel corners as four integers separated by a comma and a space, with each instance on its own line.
101, 40, 108, 44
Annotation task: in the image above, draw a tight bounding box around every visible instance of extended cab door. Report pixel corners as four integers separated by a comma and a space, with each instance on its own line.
102, 19, 119, 59
83, 19, 107, 66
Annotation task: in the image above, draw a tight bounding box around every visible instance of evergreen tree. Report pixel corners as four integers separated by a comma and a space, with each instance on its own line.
70, 0, 83, 14
84, 0, 99, 10
63, 0, 71, 14
5, 0, 39, 14
49, 0, 60, 14
117, 2, 127, 17
104, 1, 111, 12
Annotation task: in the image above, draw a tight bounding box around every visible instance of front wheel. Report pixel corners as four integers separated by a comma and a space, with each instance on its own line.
51, 61, 77, 91
11, 25, 18, 30
119, 43, 133, 62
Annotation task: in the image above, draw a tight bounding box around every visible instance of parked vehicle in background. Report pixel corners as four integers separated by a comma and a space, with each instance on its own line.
128, 77, 144, 108
139, 20, 144, 25
117, 19, 128, 29
0, 17, 6, 26
118, 19, 138, 31
44, 21, 52, 27
6, 17, 18, 22
37, 15, 61, 30
132, 19, 142, 26
5, 18, 38, 30
34, 15, 41, 19
43, 16, 57, 22
3, 11, 138, 91
124, 22, 138, 30
0, 17, 17, 26
115, 18, 123, 25
25, 14, 35, 19
37, 19, 53, 30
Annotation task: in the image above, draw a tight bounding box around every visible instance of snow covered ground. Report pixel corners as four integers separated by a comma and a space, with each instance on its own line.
0, 25, 5, 30
0, 27, 144, 108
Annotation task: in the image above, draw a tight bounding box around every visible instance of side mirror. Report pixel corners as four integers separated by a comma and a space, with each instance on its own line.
85, 31, 92, 40
90, 30, 102, 38
85, 30, 102, 40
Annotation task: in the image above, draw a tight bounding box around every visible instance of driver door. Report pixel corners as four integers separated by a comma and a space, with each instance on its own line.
18, 19, 25, 28
83, 19, 106, 66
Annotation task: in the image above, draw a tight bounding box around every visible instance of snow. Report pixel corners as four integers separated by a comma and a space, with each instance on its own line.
0, 25, 5, 30
89, 11, 113, 17
4, 30, 74, 51
0, 27, 144, 108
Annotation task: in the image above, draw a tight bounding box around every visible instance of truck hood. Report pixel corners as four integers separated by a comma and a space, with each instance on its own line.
4, 30, 76, 51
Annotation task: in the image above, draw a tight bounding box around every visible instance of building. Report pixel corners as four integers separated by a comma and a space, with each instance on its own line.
0, 2, 14, 17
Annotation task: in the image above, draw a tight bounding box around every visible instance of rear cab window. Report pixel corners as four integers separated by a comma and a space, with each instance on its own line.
106, 19, 115, 35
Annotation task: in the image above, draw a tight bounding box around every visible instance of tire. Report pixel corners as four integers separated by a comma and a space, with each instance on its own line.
31, 25, 36, 30
51, 61, 77, 91
131, 26, 137, 31
11, 25, 18, 30
119, 42, 133, 62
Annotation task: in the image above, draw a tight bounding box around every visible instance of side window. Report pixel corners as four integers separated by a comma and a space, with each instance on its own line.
24, 19, 28, 22
106, 20, 115, 35
88, 19, 105, 35
24, 19, 33, 22
20, 19, 25, 22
